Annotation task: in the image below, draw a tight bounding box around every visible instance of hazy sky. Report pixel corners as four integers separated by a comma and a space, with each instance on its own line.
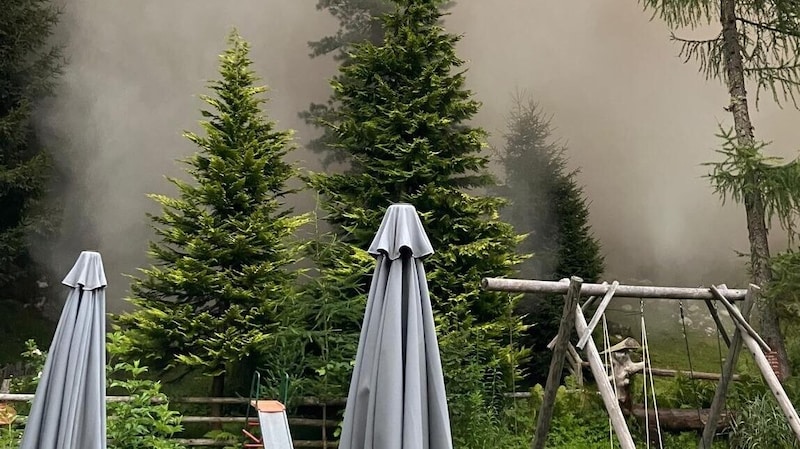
35, 0, 800, 311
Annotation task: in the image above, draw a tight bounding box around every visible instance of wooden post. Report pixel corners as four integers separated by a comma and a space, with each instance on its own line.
531, 277, 581, 449
547, 285, 608, 350
575, 301, 636, 449
738, 315, 800, 441
700, 284, 757, 449
577, 281, 619, 350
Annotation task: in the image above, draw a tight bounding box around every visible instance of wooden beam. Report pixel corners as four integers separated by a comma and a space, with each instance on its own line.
575, 300, 636, 449
482, 278, 748, 300
703, 299, 731, 347
532, 277, 581, 449
577, 281, 619, 350
631, 406, 734, 431
711, 286, 770, 353
700, 284, 757, 449
737, 310, 800, 441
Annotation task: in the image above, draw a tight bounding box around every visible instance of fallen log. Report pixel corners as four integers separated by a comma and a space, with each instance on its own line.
629, 406, 735, 431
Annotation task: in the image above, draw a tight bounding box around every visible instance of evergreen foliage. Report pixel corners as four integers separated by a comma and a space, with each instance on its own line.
497, 95, 603, 282
0, 0, 61, 291
303, 0, 453, 166
496, 95, 604, 384
309, 0, 393, 59
116, 32, 308, 395
307, 0, 527, 406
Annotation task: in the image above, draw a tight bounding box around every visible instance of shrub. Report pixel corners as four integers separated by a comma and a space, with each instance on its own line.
106, 360, 185, 449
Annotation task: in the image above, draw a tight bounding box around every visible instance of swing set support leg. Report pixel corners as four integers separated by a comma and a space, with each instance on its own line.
531, 277, 581, 449
575, 294, 637, 449
699, 285, 757, 449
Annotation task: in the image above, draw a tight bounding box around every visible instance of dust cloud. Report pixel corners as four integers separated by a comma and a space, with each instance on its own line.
447, 0, 800, 289
35, 0, 338, 312
32, 0, 800, 314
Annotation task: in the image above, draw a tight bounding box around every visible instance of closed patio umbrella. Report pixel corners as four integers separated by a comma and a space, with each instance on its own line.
339, 203, 453, 449
20, 250, 107, 449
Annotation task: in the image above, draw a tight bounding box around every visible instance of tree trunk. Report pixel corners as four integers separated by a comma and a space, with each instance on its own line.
719, 0, 790, 378
210, 372, 225, 430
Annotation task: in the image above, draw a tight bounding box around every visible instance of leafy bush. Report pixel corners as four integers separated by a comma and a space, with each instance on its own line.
106, 360, 185, 449
3, 339, 186, 449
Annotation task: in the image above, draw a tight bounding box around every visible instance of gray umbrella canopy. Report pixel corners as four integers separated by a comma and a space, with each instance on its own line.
20, 251, 107, 449
339, 204, 453, 449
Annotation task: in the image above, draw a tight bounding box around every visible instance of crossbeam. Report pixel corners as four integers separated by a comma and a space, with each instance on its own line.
481, 278, 748, 300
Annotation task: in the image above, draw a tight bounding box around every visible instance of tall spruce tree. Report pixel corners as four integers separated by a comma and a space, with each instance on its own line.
116, 32, 308, 400
496, 94, 604, 384
307, 0, 527, 406
641, 0, 800, 377
0, 0, 61, 294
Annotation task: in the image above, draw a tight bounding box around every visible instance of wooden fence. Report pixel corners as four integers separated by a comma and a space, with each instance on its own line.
0, 365, 738, 447
0, 393, 345, 448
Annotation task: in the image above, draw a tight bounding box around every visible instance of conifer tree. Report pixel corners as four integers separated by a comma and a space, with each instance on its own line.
497, 95, 604, 383
116, 32, 307, 399
0, 0, 61, 292
307, 0, 527, 406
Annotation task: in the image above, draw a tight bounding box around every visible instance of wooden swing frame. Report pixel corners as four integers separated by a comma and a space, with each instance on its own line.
482, 276, 800, 449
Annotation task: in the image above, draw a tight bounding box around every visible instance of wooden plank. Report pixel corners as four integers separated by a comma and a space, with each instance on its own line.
701, 285, 757, 448
531, 277, 581, 449
577, 281, 619, 350
711, 286, 770, 352
482, 278, 748, 300
575, 301, 636, 449
703, 299, 731, 347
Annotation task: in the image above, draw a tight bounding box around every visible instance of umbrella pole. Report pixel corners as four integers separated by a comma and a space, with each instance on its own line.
531, 277, 582, 449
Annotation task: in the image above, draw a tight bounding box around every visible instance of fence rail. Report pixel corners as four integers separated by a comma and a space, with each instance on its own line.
0, 394, 343, 448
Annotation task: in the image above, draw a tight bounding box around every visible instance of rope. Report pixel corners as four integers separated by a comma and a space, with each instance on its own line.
602, 314, 616, 449
640, 299, 664, 449
680, 300, 707, 448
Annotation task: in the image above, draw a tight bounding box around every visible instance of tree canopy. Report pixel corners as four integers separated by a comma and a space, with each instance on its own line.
0, 0, 61, 293
307, 0, 527, 413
